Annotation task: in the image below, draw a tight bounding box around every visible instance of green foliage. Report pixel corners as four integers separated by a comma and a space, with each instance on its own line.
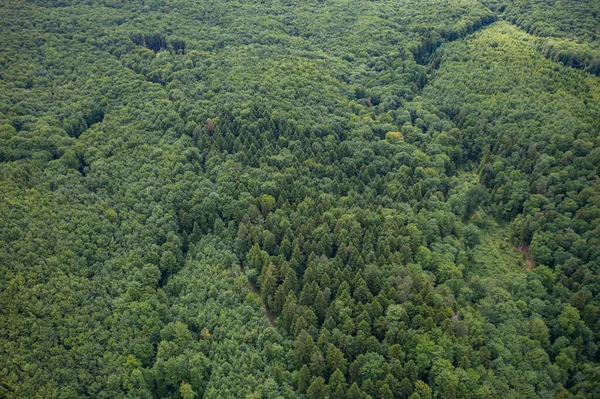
1, 0, 599, 398
462, 224, 481, 249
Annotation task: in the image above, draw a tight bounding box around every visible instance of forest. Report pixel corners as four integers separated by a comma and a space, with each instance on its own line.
0, 0, 599, 398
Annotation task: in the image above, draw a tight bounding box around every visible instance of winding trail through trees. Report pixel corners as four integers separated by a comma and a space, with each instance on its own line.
241, 265, 279, 329
513, 244, 535, 271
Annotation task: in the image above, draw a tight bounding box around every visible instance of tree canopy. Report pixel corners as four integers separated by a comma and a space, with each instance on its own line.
1, 0, 599, 398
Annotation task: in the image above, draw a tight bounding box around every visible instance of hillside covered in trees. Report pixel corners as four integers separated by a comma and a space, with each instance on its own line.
1, 0, 599, 398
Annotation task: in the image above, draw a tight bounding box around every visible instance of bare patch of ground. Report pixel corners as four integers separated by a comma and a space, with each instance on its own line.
513, 244, 535, 271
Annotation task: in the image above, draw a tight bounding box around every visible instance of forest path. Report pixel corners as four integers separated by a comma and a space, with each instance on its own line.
513, 244, 534, 271
246, 277, 278, 329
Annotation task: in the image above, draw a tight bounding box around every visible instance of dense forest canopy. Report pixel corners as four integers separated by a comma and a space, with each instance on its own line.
0, 0, 599, 398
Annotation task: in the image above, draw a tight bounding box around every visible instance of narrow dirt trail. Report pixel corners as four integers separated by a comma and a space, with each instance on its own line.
513, 244, 535, 271
246, 277, 278, 329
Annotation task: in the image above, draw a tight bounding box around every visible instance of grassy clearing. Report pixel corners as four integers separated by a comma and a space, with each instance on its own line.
471, 221, 530, 279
